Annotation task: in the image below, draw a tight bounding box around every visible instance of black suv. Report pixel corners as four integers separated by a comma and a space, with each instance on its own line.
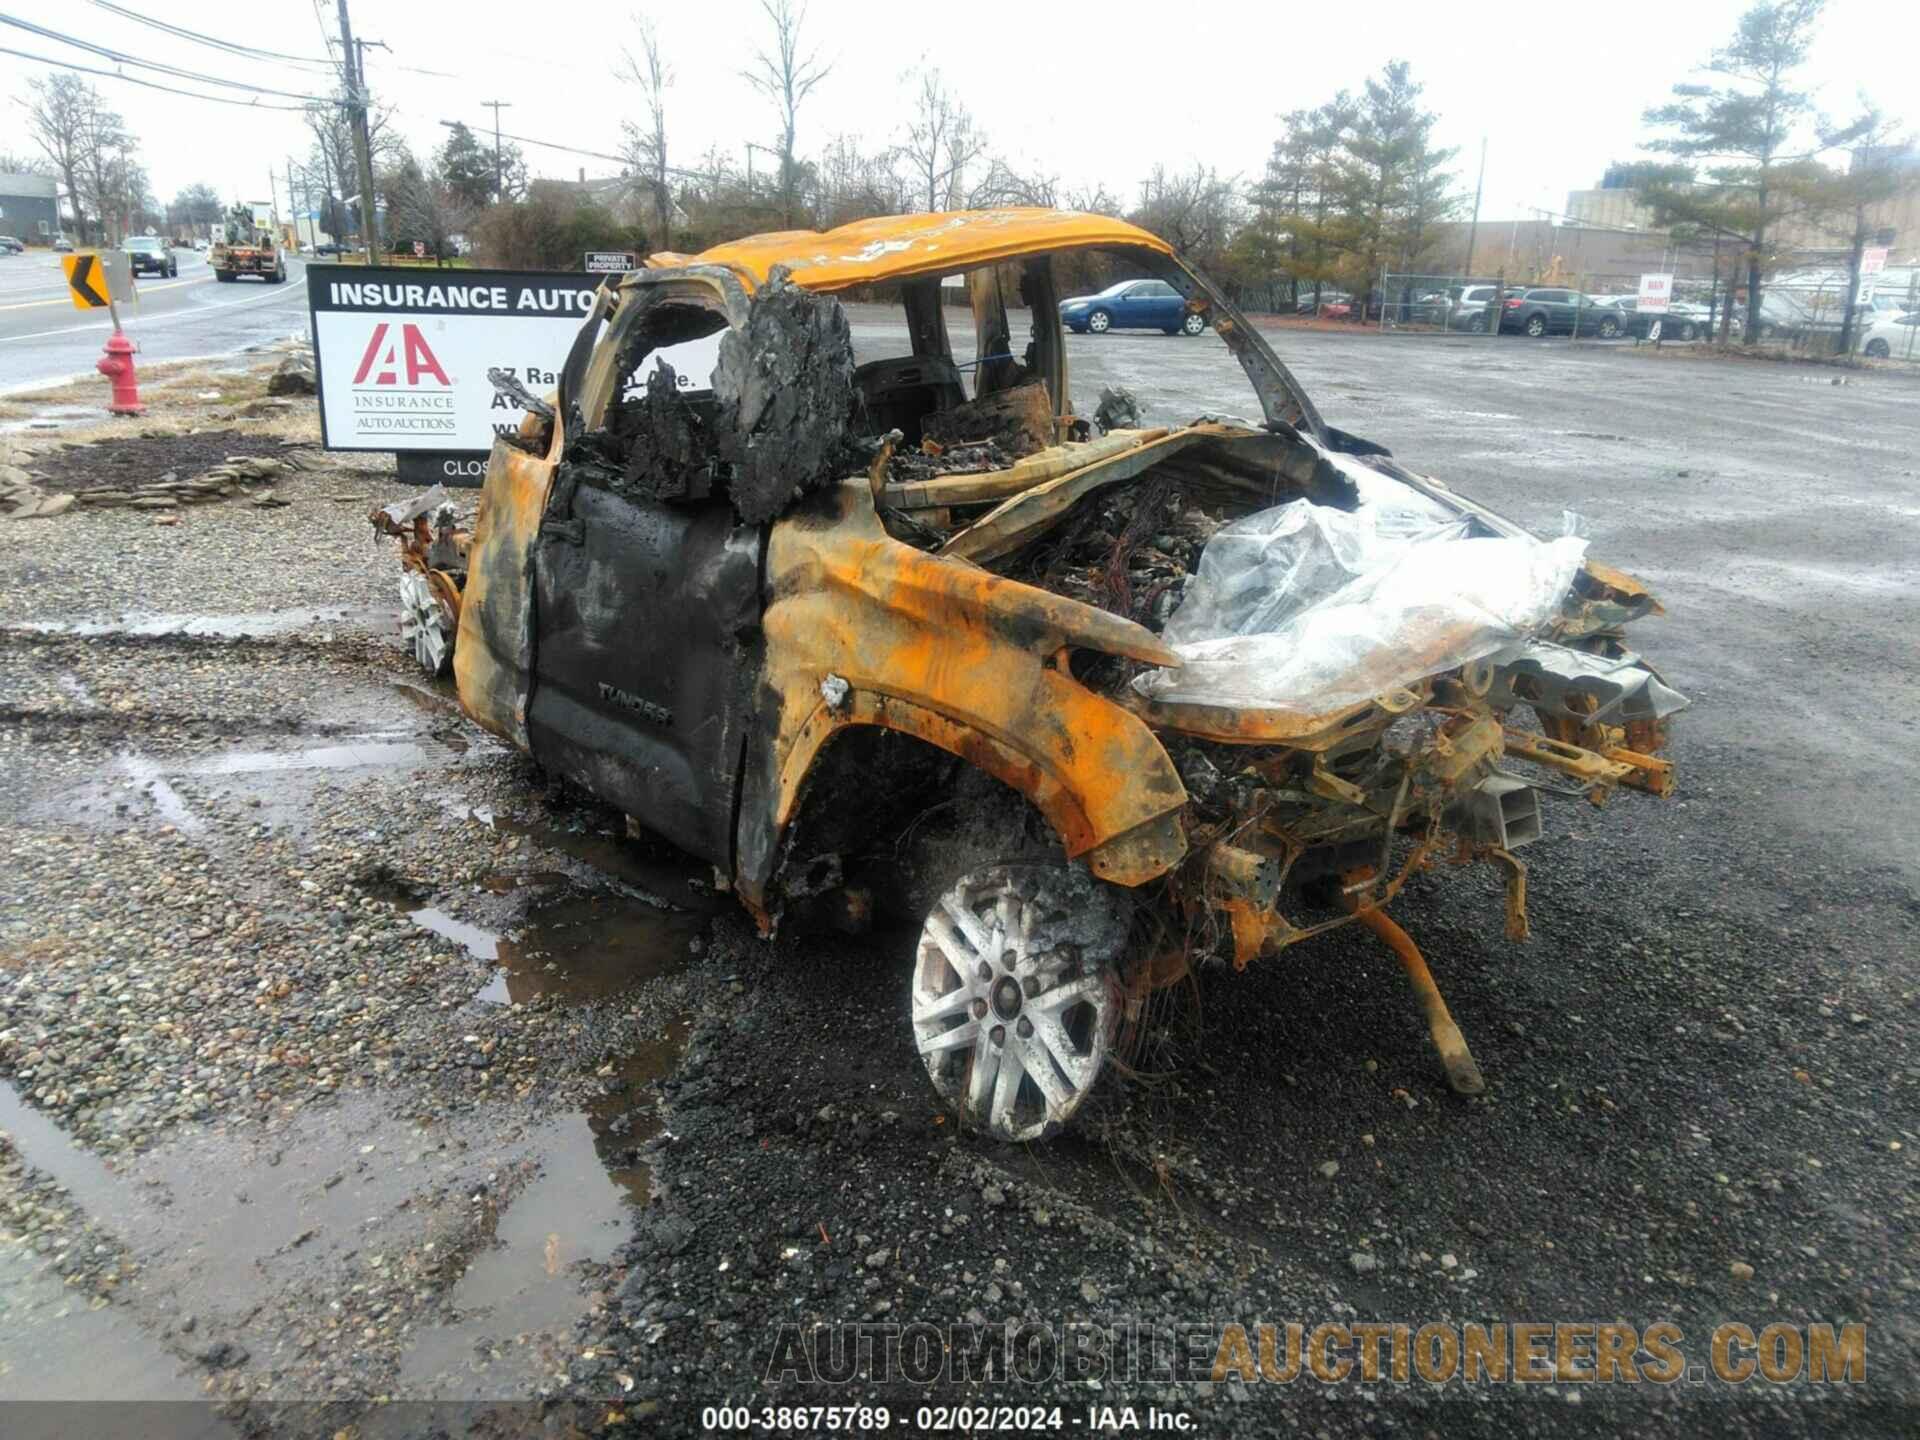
124, 236, 177, 278
1498, 288, 1618, 338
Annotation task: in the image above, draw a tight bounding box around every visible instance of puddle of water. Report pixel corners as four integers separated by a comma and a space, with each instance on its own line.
587, 1016, 692, 1200
493, 888, 706, 1006
406, 884, 704, 1008
64, 733, 453, 834
196, 739, 437, 775
494, 814, 710, 908
387, 1014, 690, 1399
0, 1078, 128, 1219
1, 1018, 695, 1404
0, 1244, 203, 1403
7, 606, 388, 640
410, 907, 501, 962
0, 404, 105, 435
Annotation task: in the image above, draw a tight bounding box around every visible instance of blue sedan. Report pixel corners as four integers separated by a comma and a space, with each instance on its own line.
1060, 278, 1208, 336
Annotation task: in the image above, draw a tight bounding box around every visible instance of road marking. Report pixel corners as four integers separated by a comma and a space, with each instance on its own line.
0, 273, 208, 313
0, 273, 304, 346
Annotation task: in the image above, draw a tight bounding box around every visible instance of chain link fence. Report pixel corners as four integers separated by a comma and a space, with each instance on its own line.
1376, 266, 1920, 359
1378, 274, 1512, 335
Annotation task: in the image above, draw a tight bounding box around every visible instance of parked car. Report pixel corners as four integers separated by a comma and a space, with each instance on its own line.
1434, 283, 1512, 332
1856, 310, 1920, 360
1295, 290, 1351, 315
52, 237, 74, 253
370, 208, 1685, 1143
0, 235, 24, 255
124, 236, 177, 277
1597, 297, 1720, 341
1060, 278, 1207, 335
314, 242, 346, 257
1498, 288, 1622, 338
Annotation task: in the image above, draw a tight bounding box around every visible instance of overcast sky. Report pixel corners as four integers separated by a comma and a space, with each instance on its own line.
3, 0, 1910, 230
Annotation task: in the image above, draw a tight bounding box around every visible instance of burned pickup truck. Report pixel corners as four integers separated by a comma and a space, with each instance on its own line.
381, 210, 1685, 1142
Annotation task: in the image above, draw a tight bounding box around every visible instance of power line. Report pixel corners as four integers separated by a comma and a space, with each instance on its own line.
86, 0, 338, 70
1, 41, 312, 110
0, 13, 337, 102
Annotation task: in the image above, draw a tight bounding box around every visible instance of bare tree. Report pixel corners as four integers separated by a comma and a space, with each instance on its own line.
619, 14, 675, 248
901, 68, 985, 213
1131, 165, 1244, 271
815, 134, 908, 226
73, 92, 134, 245
0, 152, 52, 176
968, 158, 1059, 209
306, 98, 404, 201
743, 0, 830, 226
1064, 180, 1124, 217
26, 75, 95, 242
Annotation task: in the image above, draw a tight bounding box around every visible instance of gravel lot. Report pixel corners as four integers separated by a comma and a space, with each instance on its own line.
0, 327, 1914, 1437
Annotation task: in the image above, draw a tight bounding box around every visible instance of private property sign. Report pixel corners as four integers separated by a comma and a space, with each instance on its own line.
1637, 273, 1674, 314
584, 250, 638, 273
307, 266, 604, 453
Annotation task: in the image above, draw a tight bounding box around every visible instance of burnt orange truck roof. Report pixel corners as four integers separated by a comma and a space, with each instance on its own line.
650, 208, 1174, 293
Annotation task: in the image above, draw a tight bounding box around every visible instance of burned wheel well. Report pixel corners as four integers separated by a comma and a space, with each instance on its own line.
773, 724, 1057, 925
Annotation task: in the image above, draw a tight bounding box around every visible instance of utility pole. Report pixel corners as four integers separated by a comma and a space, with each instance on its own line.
1462, 137, 1487, 281
482, 100, 512, 200
316, 146, 336, 245
337, 0, 380, 263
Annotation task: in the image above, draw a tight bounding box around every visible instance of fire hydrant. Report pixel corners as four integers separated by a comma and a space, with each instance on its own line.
97, 330, 145, 416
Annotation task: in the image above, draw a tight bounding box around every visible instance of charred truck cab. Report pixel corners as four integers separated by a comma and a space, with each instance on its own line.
387, 210, 1686, 1143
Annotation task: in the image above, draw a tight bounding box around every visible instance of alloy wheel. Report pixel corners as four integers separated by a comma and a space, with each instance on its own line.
911, 863, 1123, 1142
399, 570, 454, 676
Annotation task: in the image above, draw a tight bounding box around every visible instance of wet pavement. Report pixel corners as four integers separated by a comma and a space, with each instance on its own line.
0, 608, 723, 1413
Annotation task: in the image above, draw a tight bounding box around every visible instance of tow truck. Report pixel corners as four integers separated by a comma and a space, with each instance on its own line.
209, 206, 287, 285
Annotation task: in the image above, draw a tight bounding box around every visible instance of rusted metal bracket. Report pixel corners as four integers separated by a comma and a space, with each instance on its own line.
1488, 847, 1530, 942
1343, 867, 1487, 1097
1603, 746, 1676, 798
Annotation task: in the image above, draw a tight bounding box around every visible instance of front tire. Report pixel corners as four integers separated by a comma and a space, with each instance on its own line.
1598, 316, 1621, 339
1180, 312, 1206, 336
1087, 309, 1112, 334
912, 862, 1127, 1143
1864, 339, 1890, 359
1524, 314, 1548, 338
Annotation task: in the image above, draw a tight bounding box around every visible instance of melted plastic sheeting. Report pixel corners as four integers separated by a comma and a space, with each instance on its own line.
1161, 489, 1468, 647
1136, 496, 1588, 715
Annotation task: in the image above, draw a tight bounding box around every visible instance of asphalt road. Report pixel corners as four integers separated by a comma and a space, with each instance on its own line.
0, 249, 310, 392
